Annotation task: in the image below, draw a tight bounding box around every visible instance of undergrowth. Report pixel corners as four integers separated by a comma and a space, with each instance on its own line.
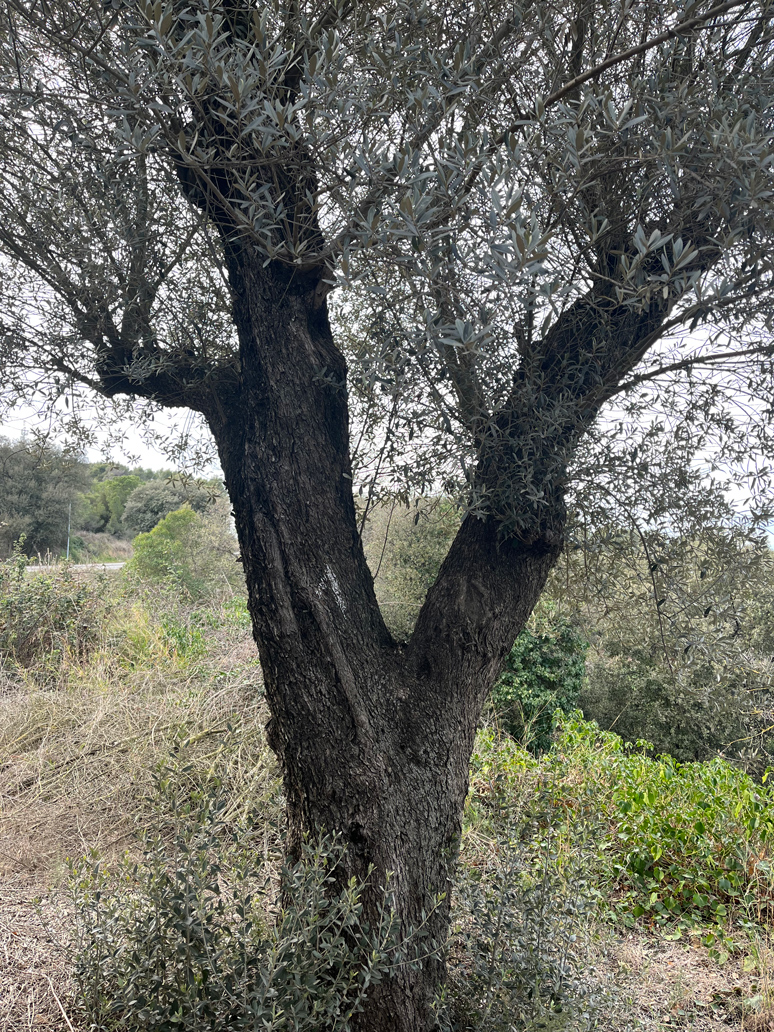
3, 557, 774, 1028
466, 718, 774, 963
69, 773, 402, 1032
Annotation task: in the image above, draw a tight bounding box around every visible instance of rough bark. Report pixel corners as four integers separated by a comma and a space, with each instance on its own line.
204, 242, 562, 1032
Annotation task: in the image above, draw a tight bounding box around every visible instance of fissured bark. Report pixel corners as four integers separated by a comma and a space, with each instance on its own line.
203, 244, 561, 1032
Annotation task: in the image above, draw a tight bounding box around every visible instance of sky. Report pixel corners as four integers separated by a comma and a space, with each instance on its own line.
0, 397, 221, 475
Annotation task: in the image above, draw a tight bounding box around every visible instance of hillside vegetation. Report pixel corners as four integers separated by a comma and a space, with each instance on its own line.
0, 436, 225, 562
1, 509, 774, 1030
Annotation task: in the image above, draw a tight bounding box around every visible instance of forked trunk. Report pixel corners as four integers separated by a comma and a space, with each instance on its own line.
205, 246, 561, 1031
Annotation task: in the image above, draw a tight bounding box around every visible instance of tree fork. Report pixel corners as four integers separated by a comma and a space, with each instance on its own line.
206, 247, 564, 1031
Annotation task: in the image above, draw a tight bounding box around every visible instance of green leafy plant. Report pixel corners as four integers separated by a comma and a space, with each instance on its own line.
127, 504, 240, 601
492, 606, 589, 753
122, 479, 220, 535
443, 737, 602, 1032
69, 769, 403, 1032
549, 718, 774, 945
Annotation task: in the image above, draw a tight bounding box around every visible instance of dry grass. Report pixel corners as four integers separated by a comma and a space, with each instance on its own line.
0, 603, 275, 880
0, 882, 76, 1032
588, 928, 774, 1031
1, 581, 772, 1032
73, 533, 134, 562
0, 586, 280, 1031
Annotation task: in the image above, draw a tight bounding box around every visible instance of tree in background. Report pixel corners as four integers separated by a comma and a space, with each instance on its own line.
0, 437, 90, 557
122, 477, 220, 534
79, 472, 141, 534
3, 2, 774, 1026
550, 526, 774, 769
491, 602, 588, 753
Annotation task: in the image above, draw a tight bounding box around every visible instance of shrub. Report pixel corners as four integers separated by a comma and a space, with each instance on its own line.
443, 732, 601, 1031
0, 544, 113, 670
549, 717, 774, 947
127, 504, 241, 600
444, 842, 596, 1032
69, 771, 402, 1032
579, 655, 768, 769
491, 604, 588, 753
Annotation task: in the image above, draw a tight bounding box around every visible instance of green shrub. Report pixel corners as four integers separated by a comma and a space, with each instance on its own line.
443, 730, 603, 1031
464, 718, 774, 955
491, 604, 588, 753
0, 544, 113, 670
549, 717, 774, 946
445, 817, 598, 1031
69, 771, 402, 1032
127, 504, 241, 600
579, 655, 766, 768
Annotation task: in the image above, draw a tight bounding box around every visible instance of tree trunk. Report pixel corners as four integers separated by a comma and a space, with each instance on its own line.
205, 244, 562, 1031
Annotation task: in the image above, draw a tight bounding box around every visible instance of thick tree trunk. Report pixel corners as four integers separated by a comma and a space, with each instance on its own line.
205, 245, 562, 1031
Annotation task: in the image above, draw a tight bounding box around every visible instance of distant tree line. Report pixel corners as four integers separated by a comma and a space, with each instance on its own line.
0, 436, 224, 558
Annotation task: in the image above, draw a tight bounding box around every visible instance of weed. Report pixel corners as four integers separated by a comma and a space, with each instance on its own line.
0, 546, 115, 675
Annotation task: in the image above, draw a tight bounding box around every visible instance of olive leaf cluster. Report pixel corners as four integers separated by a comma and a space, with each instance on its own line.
1, 1, 774, 533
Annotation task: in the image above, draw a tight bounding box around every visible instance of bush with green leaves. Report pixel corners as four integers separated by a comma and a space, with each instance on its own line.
444, 831, 598, 1032
463, 718, 774, 962
0, 544, 113, 670
127, 504, 241, 600
541, 717, 774, 951
578, 654, 763, 768
69, 771, 403, 1032
548, 525, 774, 770
491, 605, 589, 753
440, 731, 603, 1032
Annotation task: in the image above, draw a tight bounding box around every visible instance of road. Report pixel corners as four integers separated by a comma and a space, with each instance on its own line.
24, 562, 127, 574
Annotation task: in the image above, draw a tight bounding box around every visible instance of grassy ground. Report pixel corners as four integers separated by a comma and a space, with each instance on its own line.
1, 567, 773, 1031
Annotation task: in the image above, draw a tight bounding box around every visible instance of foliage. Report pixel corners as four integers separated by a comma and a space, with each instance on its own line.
69, 772, 401, 1032
579, 655, 768, 769
0, 544, 113, 671
490, 717, 774, 949
127, 504, 240, 600
444, 795, 599, 1031
491, 605, 588, 753
362, 499, 460, 639
79, 474, 141, 535
2, 2, 774, 536
544, 526, 774, 769
0, 437, 90, 557
122, 478, 218, 534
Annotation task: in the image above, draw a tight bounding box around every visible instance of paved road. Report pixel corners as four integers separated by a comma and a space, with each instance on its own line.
25, 562, 127, 574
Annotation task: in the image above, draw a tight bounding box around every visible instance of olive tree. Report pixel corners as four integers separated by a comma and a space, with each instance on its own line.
2, 1, 774, 1027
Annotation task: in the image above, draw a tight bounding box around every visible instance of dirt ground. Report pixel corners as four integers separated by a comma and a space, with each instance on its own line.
1, 877, 75, 1032
592, 929, 774, 1031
